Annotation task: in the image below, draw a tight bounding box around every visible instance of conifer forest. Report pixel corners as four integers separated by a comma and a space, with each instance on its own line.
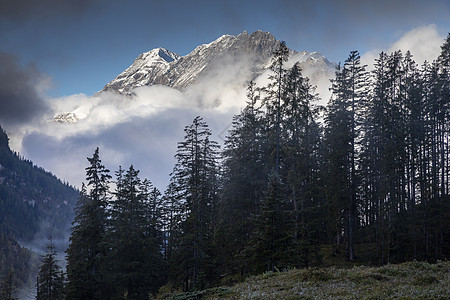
38, 34, 449, 299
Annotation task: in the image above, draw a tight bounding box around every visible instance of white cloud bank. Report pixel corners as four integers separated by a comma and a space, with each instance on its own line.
10, 62, 252, 191
361, 24, 445, 69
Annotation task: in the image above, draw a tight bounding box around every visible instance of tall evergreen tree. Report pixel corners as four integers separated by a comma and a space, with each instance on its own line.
282, 62, 324, 264
324, 63, 353, 248
325, 51, 368, 261
36, 237, 65, 300
107, 166, 166, 298
107, 166, 165, 299
344, 51, 368, 261
217, 81, 268, 276
361, 51, 391, 263
66, 148, 111, 300
166, 116, 220, 291
263, 41, 289, 174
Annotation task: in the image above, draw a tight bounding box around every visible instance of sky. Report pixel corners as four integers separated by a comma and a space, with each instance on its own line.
0, 0, 449, 191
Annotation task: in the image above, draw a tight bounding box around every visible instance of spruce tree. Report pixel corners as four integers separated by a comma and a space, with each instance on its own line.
344, 51, 368, 261
325, 51, 367, 261
217, 81, 268, 276
282, 62, 324, 264
263, 41, 289, 174
166, 116, 220, 291
324, 63, 353, 256
362, 51, 391, 263
66, 148, 111, 299
107, 166, 166, 298
36, 237, 65, 300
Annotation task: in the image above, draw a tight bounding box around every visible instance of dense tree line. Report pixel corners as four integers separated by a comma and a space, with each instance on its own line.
65, 34, 449, 298
65, 149, 166, 299
324, 41, 450, 264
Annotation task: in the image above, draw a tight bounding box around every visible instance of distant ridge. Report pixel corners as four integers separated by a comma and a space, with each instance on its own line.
100, 30, 336, 95
0, 125, 78, 294
0, 125, 78, 242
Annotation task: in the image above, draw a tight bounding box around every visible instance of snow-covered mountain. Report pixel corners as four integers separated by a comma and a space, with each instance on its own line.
102, 48, 181, 93
100, 30, 337, 95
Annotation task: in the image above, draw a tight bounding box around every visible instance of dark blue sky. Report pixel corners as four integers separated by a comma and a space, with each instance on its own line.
1, 0, 449, 97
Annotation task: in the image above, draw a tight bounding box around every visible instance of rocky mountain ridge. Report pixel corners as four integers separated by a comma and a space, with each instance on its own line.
100, 30, 336, 95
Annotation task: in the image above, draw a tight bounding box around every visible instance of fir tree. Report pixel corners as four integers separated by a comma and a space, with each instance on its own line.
66, 148, 111, 299
166, 116, 220, 291
36, 237, 65, 300
325, 51, 367, 261
282, 62, 324, 264
263, 41, 289, 174
107, 166, 166, 298
217, 81, 268, 276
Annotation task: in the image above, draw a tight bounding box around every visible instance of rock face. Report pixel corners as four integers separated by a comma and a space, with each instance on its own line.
100, 30, 336, 95
102, 48, 181, 94
54, 112, 78, 123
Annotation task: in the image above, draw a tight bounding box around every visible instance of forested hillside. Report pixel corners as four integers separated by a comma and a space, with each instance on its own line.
62, 33, 450, 299
0, 126, 78, 292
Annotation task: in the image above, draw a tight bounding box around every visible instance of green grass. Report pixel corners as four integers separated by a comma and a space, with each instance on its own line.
160, 261, 450, 299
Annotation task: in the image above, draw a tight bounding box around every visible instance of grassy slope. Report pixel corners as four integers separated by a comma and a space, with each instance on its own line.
161, 261, 450, 299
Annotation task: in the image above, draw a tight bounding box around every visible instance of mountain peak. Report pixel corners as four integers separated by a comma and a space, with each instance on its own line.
101, 47, 181, 94
100, 30, 335, 95
134, 47, 180, 65
143, 47, 180, 63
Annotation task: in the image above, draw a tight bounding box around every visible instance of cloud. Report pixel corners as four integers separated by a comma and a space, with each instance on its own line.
11, 49, 335, 192
44, 87, 186, 138
20, 99, 215, 190
184, 54, 255, 111
361, 24, 445, 69
0, 52, 50, 127
15, 81, 241, 190
390, 25, 444, 64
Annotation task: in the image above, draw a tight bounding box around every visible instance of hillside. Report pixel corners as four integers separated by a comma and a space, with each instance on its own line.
0, 125, 78, 291
0, 126, 78, 241
160, 261, 450, 299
